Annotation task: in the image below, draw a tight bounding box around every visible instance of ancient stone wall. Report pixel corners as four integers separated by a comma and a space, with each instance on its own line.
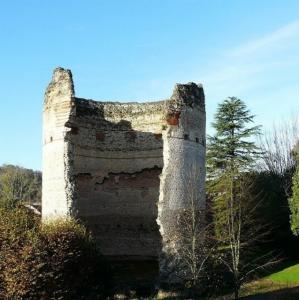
42, 67, 206, 283
42, 69, 75, 218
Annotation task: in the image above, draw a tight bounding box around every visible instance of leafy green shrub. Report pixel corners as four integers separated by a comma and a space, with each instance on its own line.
0, 208, 109, 299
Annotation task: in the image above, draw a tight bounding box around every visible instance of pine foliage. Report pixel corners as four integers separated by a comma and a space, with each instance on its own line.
207, 97, 261, 178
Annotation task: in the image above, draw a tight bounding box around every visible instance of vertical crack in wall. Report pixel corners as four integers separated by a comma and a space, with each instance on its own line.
157, 125, 172, 281
64, 140, 76, 217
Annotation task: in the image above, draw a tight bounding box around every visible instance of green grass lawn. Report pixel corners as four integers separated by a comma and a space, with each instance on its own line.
267, 263, 299, 284
238, 263, 299, 299
156, 263, 299, 299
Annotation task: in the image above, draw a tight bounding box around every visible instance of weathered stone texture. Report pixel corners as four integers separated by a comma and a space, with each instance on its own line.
158, 83, 206, 283
42, 67, 206, 283
42, 68, 75, 218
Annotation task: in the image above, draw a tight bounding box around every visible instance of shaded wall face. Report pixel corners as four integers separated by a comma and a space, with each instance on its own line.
75, 168, 161, 258
66, 99, 166, 258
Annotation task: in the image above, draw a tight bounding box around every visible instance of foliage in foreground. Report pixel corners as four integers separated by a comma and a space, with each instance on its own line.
0, 207, 109, 300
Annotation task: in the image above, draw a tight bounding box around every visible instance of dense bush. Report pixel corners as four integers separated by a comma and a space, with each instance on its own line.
0, 207, 109, 300
0, 207, 40, 299
39, 219, 109, 299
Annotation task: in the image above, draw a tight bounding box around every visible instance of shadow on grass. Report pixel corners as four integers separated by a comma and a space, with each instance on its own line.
241, 286, 299, 300
106, 259, 299, 299
264, 259, 299, 276
107, 260, 158, 298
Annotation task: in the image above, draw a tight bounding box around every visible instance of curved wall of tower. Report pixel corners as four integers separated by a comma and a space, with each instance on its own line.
42, 67, 206, 282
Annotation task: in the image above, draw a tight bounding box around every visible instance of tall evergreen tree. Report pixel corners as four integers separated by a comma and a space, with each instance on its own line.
207, 97, 262, 299
207, 97, 261, 178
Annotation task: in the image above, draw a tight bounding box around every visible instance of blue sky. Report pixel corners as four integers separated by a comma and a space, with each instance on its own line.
1, 0, 299, 170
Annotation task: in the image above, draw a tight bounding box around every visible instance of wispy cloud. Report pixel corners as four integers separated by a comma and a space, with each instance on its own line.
141, 19, 299, 117
228, 19, 299, 57
200, 19, 299, 96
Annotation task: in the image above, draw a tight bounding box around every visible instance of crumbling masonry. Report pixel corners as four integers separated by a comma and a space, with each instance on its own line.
42, 67, 206, 284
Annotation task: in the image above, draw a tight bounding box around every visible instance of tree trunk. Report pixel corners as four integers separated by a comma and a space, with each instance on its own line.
234, 282, 240, 300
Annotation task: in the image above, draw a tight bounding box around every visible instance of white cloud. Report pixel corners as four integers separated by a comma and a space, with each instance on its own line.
228, 19, 299, 57
199, 19, 299, 98
140, 19, 299, 123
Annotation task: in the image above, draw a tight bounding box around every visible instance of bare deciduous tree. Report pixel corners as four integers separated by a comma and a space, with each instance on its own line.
213, 175, 279, 299
172, 166, 212, 292
0, 165, 41, 209
259, 117, 299, 196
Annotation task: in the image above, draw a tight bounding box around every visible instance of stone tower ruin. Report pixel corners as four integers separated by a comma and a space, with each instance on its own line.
42, 67, 206, 284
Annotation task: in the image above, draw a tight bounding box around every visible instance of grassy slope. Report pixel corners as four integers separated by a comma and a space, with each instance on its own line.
239, 263, 299, 299
267, 264, 299, 283
156, 264, 299, 299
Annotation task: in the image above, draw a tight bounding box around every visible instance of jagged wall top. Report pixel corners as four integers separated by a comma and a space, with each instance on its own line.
43, 67, 204, 112
44, 67, 75, 109
171, 82, 205, 109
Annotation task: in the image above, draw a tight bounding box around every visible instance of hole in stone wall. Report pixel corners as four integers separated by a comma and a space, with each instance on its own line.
195, 137, 199, 143
184, 134, 189, 140
70, 127, 79, 135
166, 111, 181, 125
125, 131, 137, 142
96, 131, 105, 141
